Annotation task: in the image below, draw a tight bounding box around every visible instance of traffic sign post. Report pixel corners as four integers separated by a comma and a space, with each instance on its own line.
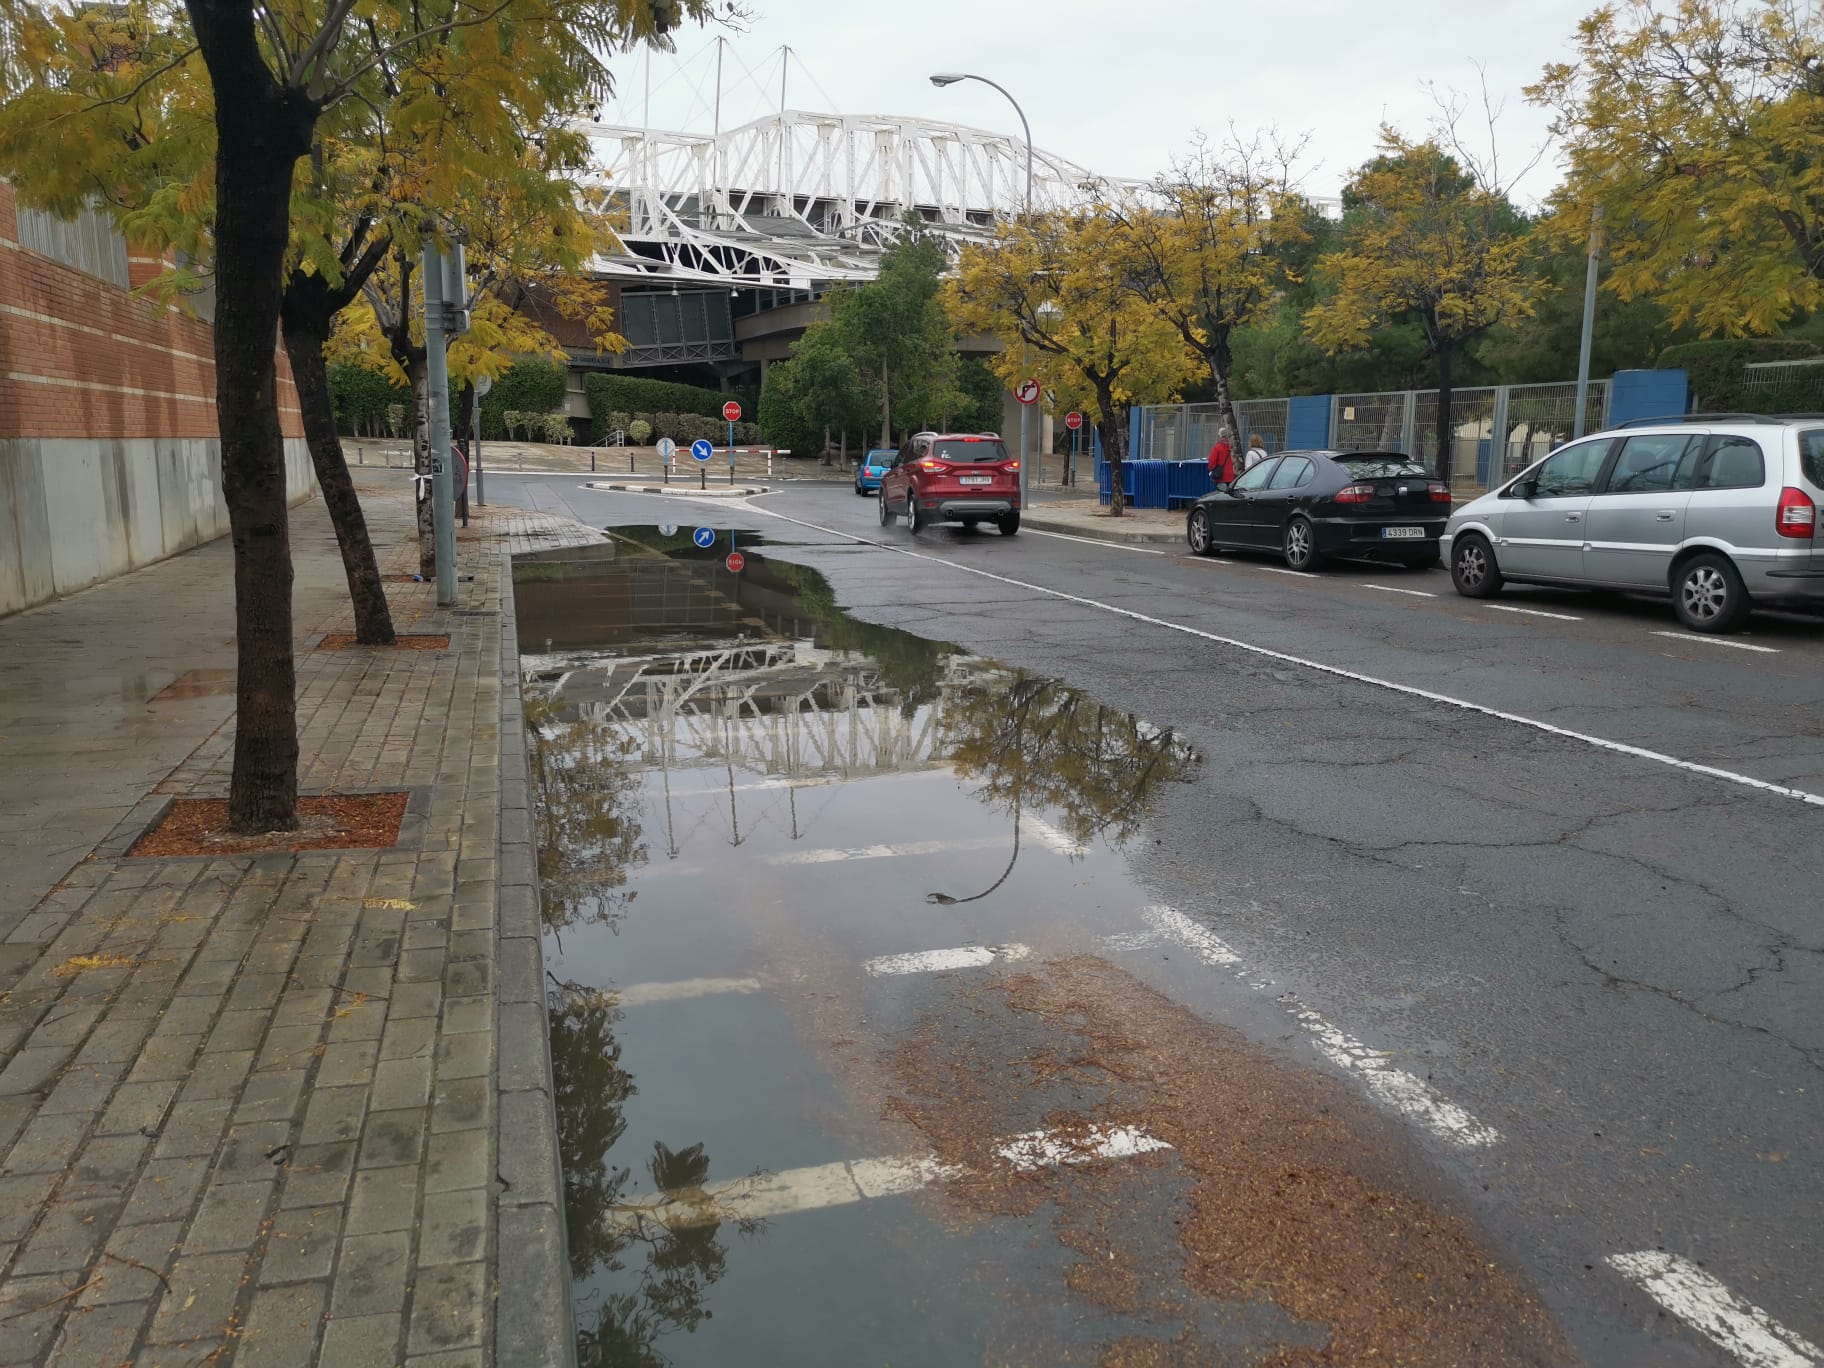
690, 438, 714, 490
692, 527, 716, 549
657, 436, 676, 484
1065, 410, 1083, 487
1015, 378, 1039, 503
722, 401, 742, 484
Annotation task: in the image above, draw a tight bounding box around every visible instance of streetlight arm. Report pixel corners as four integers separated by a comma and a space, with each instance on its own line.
932, 71, 1033, 216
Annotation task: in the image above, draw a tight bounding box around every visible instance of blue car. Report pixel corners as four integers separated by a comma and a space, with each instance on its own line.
855, 449, 894, 495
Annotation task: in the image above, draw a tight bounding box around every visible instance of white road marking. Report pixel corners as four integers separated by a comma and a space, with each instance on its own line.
1365, 583, 1437, 598
1484, 603, 1583, 621
764, 836, 1010, 865
1261, 566, 1320, 579
864, 944, 1031, 976
1027, 528, 1169, 555
1652, 631, 1781, 655
741, 501, 1824, 810
1025, 814, 1088, 856
1097, 930, 1166, 953
600, 1122, 1171, 1231
1606, 1251, 1822, 1368
613, 976, 764, 1007
1138, 906, 1500, 1148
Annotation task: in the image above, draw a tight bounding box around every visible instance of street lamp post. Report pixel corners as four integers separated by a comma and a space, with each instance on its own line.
931, 71, 1036, 509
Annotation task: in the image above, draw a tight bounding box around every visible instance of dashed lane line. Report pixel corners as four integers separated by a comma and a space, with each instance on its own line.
1365, 583, 1437, 598
1652, 631, 1781, 655
1260, 565, 1321, 579
1027, 528, 1170, 554
615, 976, 765, 1007
1606, 1252, 1822, 1368
1484, 603, 1583, 621
736, 498, 1824, 810
1137, 905, 1501, 1148
599, 1123, 1171, 1231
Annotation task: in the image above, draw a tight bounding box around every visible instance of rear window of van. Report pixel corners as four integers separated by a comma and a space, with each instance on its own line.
1800, 431, 1824, 489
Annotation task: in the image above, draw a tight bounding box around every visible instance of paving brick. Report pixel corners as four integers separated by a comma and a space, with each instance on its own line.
343, 1166, 418, 1237
213, 1121, 295, 1182
152, 1098, 232, 1159
317, 1312, 403, 1368
4, 1110, 97, 1174
280, 1141, 356, 1209
423, 1130, 489, 1195
78, 1219, 181, 1306
406, 1352, 484, 1368
300, 1085, 368, 1146
176, 1046, 255, 1103
45, 1298, 152, 1367
259, 1203, 340, 1286
370, 1056, 433, 1113
387, 980, 442, 1020
429, 1075, 491, 1135
0, 1172, 60, 1242
184, 1179, 273, 1254
439, 995, 490, 1037
433, 1030, 490, 1082
118, 1155, 211, 1227
203, 1007, 269, 1055
495, 1204, 573, 1368
378, 1014, 436, 1063
236, 1068, 309, 1123
407, 1259, 487, 1355
0, 1271, 84, 1363
315, 1040, 379, 1090
97, 1078, 181, 1137
358, 1108, 426, 1170
418, 1189, 486, 1268
329, 1231, 411, 1318
0, 1044, 74, 1098
236, 1279, 328, 1367
13, 1194, 122, 1275
146, 1250, 247, 1345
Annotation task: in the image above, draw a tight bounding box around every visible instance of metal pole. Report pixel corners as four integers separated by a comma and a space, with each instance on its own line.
1573, 209, 1603, 440
422, 243, 457, 606
470, 388, 484, 505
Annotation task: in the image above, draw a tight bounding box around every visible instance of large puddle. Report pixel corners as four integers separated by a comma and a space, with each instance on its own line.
516, 530, 1573, 1367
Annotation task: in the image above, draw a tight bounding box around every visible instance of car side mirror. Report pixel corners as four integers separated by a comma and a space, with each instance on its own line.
1507, 479, 1536, 499
1213, 480, 1232, 493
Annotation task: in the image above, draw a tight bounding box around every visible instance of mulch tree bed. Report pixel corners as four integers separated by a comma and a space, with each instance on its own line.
317, 633, 449, 650
128, 791, 409, 857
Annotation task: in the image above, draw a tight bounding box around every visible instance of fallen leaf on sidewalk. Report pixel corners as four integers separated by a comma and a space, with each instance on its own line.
53, 954, 134, 977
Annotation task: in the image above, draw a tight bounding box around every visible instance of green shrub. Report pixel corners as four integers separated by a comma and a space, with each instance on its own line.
583, 375, 729, 438
626, 418, 652, 444
328, 364, 407, 436
1657, 338, 1823, 411
479, 359, 567, 439
758, 360, 821, 456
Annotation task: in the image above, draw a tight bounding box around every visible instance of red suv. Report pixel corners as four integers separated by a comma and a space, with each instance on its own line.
878, 432, 1021, 536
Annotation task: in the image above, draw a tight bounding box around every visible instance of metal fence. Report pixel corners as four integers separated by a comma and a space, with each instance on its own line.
1133, 398, 1288, 464
1739, 359, 1824, 413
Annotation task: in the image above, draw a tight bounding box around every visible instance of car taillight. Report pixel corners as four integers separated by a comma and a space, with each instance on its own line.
1336, 484, 1374, 503
1776, 486, 1816, 537
1004, 461, 1020, 472
1428, 482, 1452, 502
919, 460, 950, 473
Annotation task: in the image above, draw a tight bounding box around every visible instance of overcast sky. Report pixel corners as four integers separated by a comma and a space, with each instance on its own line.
596, 0, 1599, 208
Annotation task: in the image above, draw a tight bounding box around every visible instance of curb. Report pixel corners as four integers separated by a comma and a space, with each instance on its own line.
493, 558, 580, 1368
1023, 514, 1184, 547
584, 482, 769, 498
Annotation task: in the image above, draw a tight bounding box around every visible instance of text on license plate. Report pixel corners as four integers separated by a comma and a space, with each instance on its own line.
1381, 526, 1424, 540
959, 476, 992, 485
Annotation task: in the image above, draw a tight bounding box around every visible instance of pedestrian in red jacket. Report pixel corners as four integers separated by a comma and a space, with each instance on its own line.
1207, 430, 1236, 485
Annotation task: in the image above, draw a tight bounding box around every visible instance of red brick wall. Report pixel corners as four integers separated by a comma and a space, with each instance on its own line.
0, 183, 303, 441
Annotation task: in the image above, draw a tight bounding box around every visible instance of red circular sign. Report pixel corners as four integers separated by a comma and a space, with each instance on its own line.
1065, 411, 1083, 430
722, 400, 743, 422
725, 551, 746, 574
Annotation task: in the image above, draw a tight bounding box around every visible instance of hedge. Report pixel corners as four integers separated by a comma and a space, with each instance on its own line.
583, 374, 730, 437
478, 358, 567, 439
1657, 338, 1823, 412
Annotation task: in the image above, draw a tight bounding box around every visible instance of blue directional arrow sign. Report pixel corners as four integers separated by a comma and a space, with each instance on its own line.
692, 527, 716, 549
690, 438, 714, 463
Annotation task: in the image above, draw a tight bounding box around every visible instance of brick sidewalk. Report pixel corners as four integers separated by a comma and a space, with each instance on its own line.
0, 482, 600, 1367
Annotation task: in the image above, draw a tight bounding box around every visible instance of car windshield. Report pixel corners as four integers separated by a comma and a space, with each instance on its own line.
1800, 430, 1824, 489
1335, 455, 1428, 478
933, 438, 1009, 463
866, 452, 893, 465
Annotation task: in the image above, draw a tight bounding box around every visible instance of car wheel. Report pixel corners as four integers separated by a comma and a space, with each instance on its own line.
855, 482, 867, 497
1186, 507, 1214, 556
997, 511, 1020, 536
1673, 553, 1750, 633
878, 490, 893, 526
1450, 534, 1503, 598
906, 498, 923, 535
1283, 515, 1323, 571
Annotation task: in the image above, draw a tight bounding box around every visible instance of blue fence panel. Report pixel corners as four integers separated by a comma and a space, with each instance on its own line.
1286, 394, 1334, 450
1166, 461, 1214, 505
1610, 369, 1689, 426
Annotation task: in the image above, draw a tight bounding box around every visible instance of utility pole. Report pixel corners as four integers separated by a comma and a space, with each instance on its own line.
422, 240, 468, 606
1573, 208, 1604, 440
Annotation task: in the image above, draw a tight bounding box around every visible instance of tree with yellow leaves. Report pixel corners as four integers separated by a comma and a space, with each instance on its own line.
1304, 132, 1533, 485
0, 0, 702, 831
1114, 133, 1308, 448
1530, 0, 1824, 338
947, 208, 1195, 515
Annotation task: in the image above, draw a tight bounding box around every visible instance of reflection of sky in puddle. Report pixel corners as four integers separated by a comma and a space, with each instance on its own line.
519, 541, 1197, 1366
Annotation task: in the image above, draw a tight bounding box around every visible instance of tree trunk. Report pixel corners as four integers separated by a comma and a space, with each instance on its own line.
1435, 342, 1455, 486
1208, 332, 1241, 454
1096, 379, 1127, 517
281, 304, 396, 646
879, 364, 891, 450
409, 358, 434, 576
187, 0, 316, 832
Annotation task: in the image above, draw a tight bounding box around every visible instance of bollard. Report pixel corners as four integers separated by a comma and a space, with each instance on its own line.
357, 444, 364, 465
589, 449, 595, 472
699, 468, 706, 491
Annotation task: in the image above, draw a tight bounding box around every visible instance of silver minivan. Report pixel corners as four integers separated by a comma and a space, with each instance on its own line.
1442, 416, 1824, 633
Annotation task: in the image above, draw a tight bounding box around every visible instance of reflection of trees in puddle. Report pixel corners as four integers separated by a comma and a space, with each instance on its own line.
526, 694, 649, 934
930, 671, 1201, 903
551, 987, 761, 1367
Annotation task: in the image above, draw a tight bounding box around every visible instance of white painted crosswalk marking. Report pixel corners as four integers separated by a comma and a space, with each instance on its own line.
1606, 1252, 1822, 1368
864, 944, 1031, 976
600, 1122, 1172, 1231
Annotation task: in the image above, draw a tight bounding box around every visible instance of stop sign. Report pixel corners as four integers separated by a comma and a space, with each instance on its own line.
725, 551, 746, 573
1065, 411, 1084, 431
722, 400, 742, 423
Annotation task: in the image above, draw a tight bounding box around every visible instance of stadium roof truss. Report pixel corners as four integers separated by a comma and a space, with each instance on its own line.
582, 110, 1135, 288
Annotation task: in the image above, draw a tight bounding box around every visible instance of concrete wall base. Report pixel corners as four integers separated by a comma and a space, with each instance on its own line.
0, 436, 316, 617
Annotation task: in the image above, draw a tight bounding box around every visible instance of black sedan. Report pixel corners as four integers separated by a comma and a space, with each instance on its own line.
1184, 450, 1452, 571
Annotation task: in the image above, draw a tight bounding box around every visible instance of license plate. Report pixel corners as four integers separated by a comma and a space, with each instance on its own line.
1381, 526, 1424, 540
959, 476, 991, 485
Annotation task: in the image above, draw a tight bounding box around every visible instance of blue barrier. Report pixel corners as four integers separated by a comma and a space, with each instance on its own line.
1096, 459, 1210, 508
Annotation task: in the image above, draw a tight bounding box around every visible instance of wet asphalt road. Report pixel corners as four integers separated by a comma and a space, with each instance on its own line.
493, 472, 1823, 1367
